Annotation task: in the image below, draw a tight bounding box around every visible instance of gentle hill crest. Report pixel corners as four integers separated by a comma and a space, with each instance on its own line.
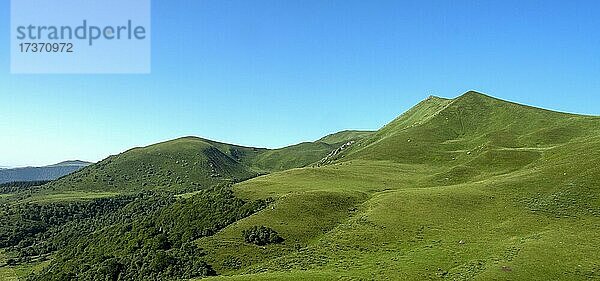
43, 132, 371, 193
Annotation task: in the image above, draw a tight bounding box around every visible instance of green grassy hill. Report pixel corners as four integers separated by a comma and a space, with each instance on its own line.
41, 133, 373, 194
317, 130, 374, 145
191, 91, 600, 280
2, 91, 599, 281
250, 130, 374, 172
338, 91, 598, 164
42, 137, 257, 193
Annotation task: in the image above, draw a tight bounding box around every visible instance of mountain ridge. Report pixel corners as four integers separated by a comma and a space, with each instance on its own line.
0, 160, 91, 184
41, 131, 373, 193
325, 91, 599, 165
39, 91, 599, 192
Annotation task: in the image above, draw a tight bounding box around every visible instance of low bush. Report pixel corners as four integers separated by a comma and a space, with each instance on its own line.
242, 226, 283, 246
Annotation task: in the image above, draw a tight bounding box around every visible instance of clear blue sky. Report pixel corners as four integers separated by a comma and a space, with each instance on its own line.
1, 0, 599, 167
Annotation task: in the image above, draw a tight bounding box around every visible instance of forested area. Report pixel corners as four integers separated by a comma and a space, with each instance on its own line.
0, 186, 270, 280
0, 180, 49, 194
0, 192, 157, 261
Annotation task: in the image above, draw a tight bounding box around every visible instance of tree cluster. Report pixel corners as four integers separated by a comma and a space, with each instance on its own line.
17, 186, 269, 280
0, 180, 49, 194
242, 226, 284, 246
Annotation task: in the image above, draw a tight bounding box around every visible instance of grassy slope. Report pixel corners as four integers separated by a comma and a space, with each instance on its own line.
196, 92, 600, 280
247, 130, 374, 172
39, 133, 370, 195
42, 137, 257, 193
317, 130, 375, 145
249, 142, 339, 172
0, 133, 371, 279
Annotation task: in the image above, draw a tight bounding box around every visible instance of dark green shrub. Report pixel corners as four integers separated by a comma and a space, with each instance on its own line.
242, 226, 283, 246
222, 255, 242, 269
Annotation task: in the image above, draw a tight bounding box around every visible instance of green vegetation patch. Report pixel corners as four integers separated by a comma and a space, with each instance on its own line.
27, 186, 269, 280
242, 226, 283, 246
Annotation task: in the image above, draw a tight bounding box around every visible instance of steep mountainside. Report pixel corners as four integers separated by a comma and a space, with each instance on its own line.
335, 91, 599, 164
188, 91, 600, 280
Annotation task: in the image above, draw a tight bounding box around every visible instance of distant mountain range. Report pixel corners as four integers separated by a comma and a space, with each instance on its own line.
0, 160, 92, 184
